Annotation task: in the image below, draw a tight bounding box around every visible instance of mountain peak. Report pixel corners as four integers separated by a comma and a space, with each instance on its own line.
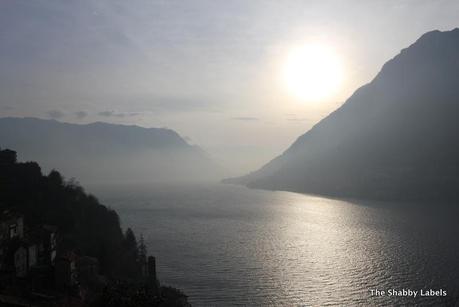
415, 28, 459, 43
226, 29, 459, 202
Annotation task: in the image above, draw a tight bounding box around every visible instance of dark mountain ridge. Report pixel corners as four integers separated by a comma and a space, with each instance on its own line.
0, 117, 222, 184
225, 28, 459, 201
0, 148, 190, 306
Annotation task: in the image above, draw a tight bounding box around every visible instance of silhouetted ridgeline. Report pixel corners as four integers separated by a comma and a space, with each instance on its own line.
225, 28, 459, 202
0, 117, 224, 184
0, 148, 190, 306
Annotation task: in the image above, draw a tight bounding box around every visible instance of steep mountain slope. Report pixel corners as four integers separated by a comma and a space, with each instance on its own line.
226, 29, 459, 201
0, 117, 222, 184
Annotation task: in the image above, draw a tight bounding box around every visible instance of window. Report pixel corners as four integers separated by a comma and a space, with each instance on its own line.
9, 224, 18, 238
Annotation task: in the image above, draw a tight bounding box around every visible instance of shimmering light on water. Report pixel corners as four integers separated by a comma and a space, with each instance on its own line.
92, 183, 459, 306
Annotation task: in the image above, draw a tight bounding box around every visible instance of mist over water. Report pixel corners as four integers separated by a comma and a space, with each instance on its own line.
91, 183, 459, 306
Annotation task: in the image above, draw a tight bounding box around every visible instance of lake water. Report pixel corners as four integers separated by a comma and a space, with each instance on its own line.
90, 183, 459, 306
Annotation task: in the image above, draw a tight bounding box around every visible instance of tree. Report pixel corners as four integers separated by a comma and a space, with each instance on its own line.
138, 234, 148, 276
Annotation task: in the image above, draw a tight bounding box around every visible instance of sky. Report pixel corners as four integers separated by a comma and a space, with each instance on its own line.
1, 0, 459, 174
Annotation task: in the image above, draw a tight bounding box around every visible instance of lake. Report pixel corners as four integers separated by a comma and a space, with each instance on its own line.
90, 183, 459, 306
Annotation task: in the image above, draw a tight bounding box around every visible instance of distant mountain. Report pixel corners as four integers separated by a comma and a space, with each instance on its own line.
225, 29, 459, 201
0, 117, 223, 184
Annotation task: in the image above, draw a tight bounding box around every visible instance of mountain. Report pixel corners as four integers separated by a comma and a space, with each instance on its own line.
225, 29, 459, 202
0, 117, 222, 184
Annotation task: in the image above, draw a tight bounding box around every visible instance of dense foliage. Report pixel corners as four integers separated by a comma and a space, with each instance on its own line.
0, 149, 142, 279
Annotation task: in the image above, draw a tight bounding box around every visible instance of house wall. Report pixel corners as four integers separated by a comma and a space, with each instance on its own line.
28, 245, 37, 268
14, 247, 27, 278
0, 215, 24, 240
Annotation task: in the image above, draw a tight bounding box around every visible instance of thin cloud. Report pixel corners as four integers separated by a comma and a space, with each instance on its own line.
150, 97, 221, 113
48, 110, 65, 119
98, 110, 140, 118
286, 117, 308, 122
75, 111, 88, 119
231, 117, 259, 121
98, 110, 120, 117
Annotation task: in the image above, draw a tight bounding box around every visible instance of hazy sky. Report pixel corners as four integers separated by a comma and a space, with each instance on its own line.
1, 0, 459, 174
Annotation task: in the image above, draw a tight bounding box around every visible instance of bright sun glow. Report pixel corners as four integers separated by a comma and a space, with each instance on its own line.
283, 43, 343, 102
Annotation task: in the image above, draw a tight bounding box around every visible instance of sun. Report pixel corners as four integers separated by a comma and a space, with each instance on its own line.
283, 43, 343, 102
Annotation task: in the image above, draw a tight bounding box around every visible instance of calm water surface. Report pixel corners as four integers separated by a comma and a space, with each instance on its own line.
90, 183, 459, 306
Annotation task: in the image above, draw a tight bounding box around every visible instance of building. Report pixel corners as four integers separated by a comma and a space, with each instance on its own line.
37, 225, 57, 265
0, 211, 25, 274
54, 252, 77, 289
14, 245, 28, 278
0, 211, 24, 241
0, 211, 57, 279
76, 256, 99, 285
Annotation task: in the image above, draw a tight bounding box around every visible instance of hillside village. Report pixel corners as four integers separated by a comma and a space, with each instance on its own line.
0, 148, 190, 306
